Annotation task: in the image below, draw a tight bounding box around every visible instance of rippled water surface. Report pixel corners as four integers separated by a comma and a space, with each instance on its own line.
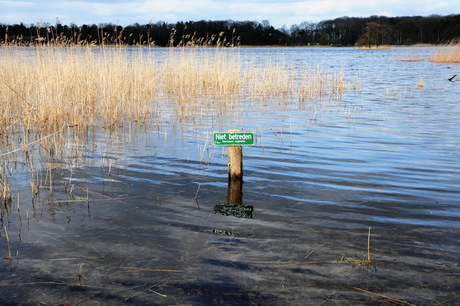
1, 47, 460, 305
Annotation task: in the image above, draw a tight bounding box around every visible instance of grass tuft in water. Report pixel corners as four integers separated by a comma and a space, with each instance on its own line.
336, 227, 376, 271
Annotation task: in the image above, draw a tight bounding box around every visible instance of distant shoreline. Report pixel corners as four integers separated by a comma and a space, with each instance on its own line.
1, 15, 459, 47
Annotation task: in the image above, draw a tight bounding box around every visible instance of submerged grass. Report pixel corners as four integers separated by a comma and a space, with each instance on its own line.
398, 51, 426, 62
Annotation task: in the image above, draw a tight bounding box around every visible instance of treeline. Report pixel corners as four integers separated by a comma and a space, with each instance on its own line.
1, 14, 459, 47
291, 14, 460, 46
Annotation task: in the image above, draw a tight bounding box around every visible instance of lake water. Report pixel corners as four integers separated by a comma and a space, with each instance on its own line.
1, 47, 459, 305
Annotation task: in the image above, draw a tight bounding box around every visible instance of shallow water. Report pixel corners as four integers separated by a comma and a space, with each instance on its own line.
1, 47, 460, 305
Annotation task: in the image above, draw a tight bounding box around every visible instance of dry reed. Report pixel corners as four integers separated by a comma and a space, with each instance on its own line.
356, 45, 392, 50
3, 226, 12, 260
0, 47, 159, 135
430, 38, 460, 63
0, 46, 349, 138
398, 51, 426, 62
417, 79, 425, 89
0, 172, 12, 207
336, 227, 376, 271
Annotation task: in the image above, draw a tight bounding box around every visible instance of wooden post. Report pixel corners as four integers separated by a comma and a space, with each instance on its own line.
227, 129, 243, 180
227, 146, 243, 180
227, 178, 243, 205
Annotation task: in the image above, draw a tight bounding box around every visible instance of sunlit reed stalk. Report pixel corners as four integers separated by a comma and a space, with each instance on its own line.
198, 132, 209, 164
367, 227, 371, 264
194, 185, 201, 200
3, 226, 12, 260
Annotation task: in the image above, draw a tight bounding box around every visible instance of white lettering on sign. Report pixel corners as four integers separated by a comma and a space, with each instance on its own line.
215, 134, 227, 140
229, 134, 253, 140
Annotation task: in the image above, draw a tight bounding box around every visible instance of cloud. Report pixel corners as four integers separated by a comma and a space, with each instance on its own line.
0, 0, 458, 28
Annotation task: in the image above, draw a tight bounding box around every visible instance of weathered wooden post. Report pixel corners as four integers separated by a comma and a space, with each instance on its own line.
227, 145, 243, 179
227, 129, 243, 180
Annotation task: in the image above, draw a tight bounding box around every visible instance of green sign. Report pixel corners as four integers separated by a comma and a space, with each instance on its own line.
213, 131, 255, 146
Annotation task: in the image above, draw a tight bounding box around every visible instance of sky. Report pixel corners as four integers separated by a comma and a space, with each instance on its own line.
0, 0, 457, 29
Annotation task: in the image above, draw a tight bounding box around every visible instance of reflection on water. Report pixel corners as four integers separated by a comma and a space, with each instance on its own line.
1, 47, 460, 305
214, 204, 253, 219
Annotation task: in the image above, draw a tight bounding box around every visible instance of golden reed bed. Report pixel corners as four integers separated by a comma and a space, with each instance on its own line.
0, 46, 346, 134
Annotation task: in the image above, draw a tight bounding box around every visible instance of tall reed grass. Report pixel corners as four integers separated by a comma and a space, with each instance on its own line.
0, 46, 348, 137
430, 38, 460, 63
1, 47, 159, 134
